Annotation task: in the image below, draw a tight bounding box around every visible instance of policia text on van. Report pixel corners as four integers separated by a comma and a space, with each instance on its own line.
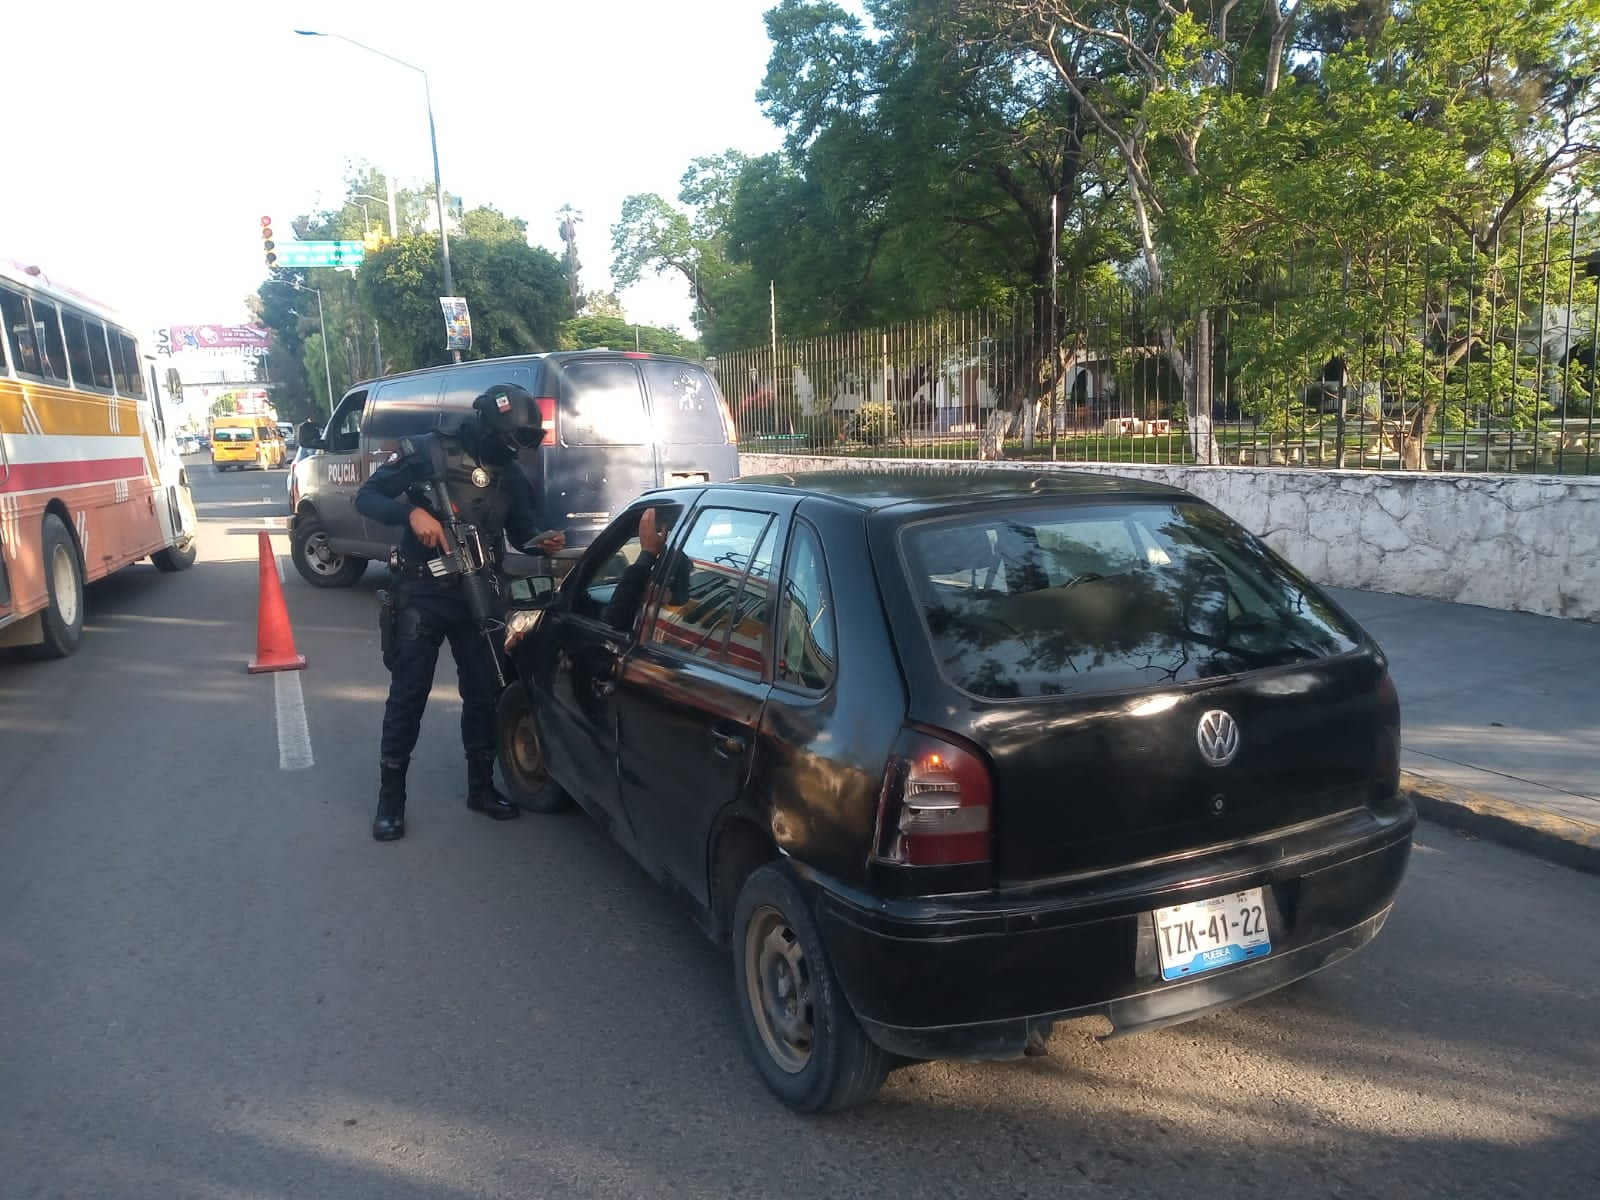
288, 351, 739, 588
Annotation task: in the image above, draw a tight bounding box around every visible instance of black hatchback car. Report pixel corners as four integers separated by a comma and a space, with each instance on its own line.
496, 468, 1415, 1112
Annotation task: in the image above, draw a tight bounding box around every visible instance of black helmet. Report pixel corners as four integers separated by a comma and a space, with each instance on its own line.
472, 383, 545, 449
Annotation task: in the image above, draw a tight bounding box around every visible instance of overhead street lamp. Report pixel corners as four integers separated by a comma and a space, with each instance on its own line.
294, 28, 458, 360
352, 192, 396, 240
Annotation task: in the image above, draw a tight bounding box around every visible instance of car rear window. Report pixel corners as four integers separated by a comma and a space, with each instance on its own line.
901, 501, 1361, 699
213, 427, 255, 442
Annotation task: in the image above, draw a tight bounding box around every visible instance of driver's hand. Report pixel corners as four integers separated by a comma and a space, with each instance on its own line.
409, 506, 447, 551
638, 507, 667, 556
535, 532, 566, 554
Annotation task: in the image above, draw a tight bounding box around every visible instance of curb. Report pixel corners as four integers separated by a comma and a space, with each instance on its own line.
1401, 771, 1600, 877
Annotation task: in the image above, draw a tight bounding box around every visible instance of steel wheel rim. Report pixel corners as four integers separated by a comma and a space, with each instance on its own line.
509, 705, 546, 786
743, 904, 814, 1074
306, 533, 342, 575
50, 542, 79, 626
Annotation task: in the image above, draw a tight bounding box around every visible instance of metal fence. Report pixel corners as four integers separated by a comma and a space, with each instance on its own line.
708, 210, 1599, 475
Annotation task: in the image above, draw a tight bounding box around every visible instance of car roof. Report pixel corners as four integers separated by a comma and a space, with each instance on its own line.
713, 466, 1193, 514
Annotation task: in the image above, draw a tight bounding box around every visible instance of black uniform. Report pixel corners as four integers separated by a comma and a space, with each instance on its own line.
358, 431, 542, 761
356, 383, 551, 841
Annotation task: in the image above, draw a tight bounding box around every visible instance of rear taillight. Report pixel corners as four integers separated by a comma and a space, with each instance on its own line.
535, 396, 557, 442
1375, 670, 1401, 788
873, 729, 993, 866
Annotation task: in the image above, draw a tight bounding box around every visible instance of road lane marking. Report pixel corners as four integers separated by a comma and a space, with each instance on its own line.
275, 669, 314, 770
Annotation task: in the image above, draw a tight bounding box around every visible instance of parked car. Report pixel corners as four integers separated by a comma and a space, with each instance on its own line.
495, 467, 1415, 1112
289, 350, 738, 588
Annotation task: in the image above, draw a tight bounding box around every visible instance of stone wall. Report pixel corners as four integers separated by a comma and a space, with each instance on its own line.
738, 454, 1600, 622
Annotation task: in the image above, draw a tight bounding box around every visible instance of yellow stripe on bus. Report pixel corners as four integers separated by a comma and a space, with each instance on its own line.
0, 379, 140, 439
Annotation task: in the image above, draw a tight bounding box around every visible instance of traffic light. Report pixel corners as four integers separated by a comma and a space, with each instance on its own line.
261, 216, 277, 269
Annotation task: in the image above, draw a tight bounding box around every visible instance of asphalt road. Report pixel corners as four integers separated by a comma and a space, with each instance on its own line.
1, 459, 1597, 1200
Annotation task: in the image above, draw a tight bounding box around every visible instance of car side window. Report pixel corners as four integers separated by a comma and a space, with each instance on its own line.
566, 503, 687, 627
776, 519, 837, 692
645, 507, 775, 676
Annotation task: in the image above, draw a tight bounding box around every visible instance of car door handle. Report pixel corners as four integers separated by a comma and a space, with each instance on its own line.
591, 677, 615, 699
711, 731, 747, 758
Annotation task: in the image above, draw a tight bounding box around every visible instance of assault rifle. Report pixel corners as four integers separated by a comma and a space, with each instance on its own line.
402, 434, 507, 687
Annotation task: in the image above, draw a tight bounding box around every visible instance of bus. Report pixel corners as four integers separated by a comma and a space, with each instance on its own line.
0, 260, 198, 657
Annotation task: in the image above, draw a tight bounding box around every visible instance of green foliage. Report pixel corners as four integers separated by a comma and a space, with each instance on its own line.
846, 400, 900, 444
557, 316, 701, 356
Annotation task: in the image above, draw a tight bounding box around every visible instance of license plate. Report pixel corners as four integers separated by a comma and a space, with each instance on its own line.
1154, 888, 1271, 981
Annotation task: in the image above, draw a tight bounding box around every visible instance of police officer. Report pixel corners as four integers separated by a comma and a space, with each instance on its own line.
355, 383, 565, 842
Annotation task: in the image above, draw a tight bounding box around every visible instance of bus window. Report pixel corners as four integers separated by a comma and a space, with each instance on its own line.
63, 311, 104, 392
1, 284, 40, 375
28, 296, 69, 382
113, 333, 143, 396
86, 317, 115, 390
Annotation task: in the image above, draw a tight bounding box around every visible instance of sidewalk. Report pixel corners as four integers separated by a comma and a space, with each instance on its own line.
1329, 587, 1600, 874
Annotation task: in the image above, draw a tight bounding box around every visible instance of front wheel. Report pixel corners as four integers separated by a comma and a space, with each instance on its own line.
731, 863, 890, 1113
289, 512, 366, 587
151, 539, 197, 572
38, 513, 85, 657
495, 685, 572, 812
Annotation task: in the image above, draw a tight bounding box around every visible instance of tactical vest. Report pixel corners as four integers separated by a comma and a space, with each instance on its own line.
402, 434, 516, 562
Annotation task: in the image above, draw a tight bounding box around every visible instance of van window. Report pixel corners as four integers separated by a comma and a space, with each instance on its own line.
366, 376, 443, 440
213, 427, 256, 442
641, 360, 727, 444
561, 360, 647, 446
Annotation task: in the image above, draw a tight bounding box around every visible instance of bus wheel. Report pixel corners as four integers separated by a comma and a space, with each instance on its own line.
39, 514, 85, 658
152, 538, 197, 572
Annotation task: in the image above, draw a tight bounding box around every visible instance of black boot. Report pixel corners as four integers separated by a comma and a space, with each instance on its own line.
372, 758, 408, 841
466, 752, 519, 820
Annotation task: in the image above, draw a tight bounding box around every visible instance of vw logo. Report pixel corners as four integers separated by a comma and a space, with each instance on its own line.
1196, 710, 1240, 767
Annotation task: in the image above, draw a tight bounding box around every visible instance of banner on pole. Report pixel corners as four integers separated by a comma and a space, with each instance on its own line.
440, 297, 472, 352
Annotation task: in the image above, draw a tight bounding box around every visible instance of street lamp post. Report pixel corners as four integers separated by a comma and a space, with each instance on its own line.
352, 192, 396, 240
284, 280, 335, 417
294, 29, 457, 360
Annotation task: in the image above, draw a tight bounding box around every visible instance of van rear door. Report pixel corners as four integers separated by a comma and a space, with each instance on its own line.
638, 358, 737, 490
542, 358, 659, 548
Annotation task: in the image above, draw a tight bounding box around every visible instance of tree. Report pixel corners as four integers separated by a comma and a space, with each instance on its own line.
557, 316, 701, 356
959, 0, 1600, 463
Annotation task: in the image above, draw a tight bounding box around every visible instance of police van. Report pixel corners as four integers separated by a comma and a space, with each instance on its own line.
287, 351, 739, 587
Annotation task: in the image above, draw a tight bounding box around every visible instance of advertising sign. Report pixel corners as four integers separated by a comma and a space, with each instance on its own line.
161, 325, 271, 360
440, 297, 472, 352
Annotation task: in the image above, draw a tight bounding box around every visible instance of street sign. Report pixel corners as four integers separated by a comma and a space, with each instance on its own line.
270, 241, 366, 268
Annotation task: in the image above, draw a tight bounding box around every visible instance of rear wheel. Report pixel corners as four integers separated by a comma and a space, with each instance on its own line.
496, 685, 572, 812
38, 513, 85, 658
731, 863, 890, 1113
289, 512, 366, 587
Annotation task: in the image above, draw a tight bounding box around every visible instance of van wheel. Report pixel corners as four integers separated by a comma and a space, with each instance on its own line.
496, 685, 572, 812
39, 514, 86, 658
732, 863, 890, 1113
289, 513, 366, 587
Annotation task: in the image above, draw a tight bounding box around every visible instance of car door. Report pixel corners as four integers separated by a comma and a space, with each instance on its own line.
613, 501, 788, 904
533, 509, 685, 843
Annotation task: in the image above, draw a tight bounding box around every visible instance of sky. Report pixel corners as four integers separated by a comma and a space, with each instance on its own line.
1, 0, 788, 342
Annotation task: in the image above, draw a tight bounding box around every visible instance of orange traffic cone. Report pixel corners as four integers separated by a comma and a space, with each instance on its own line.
247, 529, 307, 673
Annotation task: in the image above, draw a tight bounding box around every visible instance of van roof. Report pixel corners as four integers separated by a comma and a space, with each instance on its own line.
342, 349, 710, 395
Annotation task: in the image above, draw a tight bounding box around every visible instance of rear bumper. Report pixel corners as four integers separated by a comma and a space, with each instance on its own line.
806, 797, 1415, 1061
